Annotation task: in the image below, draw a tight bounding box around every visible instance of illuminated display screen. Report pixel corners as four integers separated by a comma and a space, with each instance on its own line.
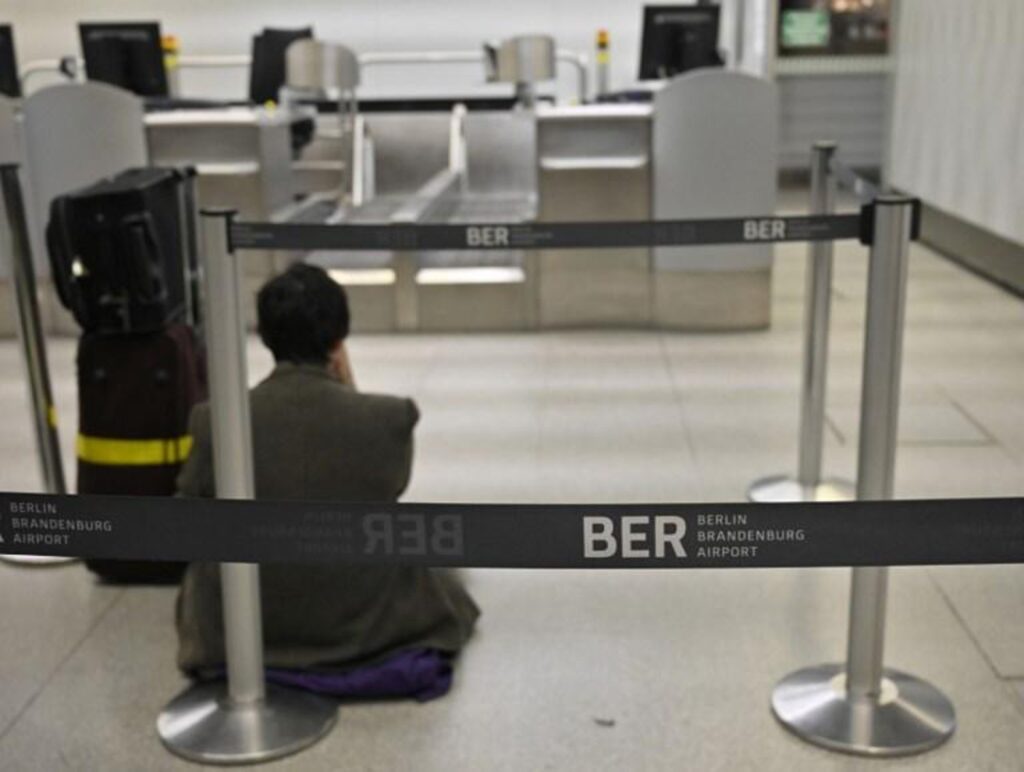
778, 0, 890, 57
781, 10, 831, 48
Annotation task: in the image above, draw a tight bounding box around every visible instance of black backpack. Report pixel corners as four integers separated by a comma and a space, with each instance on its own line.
46, 167, 195, 335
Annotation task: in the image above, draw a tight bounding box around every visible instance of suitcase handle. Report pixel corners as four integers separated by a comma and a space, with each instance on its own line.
119, 213, 169, 308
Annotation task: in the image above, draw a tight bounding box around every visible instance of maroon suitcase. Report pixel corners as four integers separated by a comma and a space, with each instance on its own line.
77, 323, 205, 583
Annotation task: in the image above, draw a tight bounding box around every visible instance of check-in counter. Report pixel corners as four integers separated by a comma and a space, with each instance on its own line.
652, 71, 778, 330
307, 71, 777, 334
310, 109, 538, 333
535, 70, 778, 331
145, 107, 301, 220
145, 107, 307, 319
536, 104, 653, 327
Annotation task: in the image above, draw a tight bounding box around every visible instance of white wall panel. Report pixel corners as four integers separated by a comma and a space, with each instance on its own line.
889, 0, 1024, 245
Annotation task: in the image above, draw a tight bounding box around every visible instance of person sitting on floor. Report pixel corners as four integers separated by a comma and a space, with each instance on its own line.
174, 263, 479, 700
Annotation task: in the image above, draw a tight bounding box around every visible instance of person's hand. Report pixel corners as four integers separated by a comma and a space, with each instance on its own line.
328, 340, 357, 388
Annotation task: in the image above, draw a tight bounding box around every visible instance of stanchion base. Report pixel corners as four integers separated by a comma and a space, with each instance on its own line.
157, 681, 337, 766
747, 476, 854, 503
771, 663, 955, 757
1, 555, 78, 566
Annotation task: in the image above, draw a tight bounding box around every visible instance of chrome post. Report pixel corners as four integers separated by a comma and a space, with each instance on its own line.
748, 142, 853, 503
771, 197, 956, 756
157, 210, 337, 764
351, 114, 367, 207
0, 164, 75, 567
1, 165, 65, 494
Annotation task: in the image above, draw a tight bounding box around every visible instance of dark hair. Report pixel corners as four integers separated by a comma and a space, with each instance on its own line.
257, 264, 350, 364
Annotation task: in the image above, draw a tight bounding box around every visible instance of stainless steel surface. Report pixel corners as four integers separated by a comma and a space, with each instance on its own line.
537, 106, 651, 327
856, 199, 915, 496
772, 664, 956, 756
157, 681, 337, 766
772, 198, 955, 756
537, 106, 650, 159
652, 72, 777, 329
798, 142, 839, 486
286, 40, 360, 94
0, 102, 74, 566
0, 163, 74, 568
23, 83, 148, 275
200, 212, 263, 701
847, 197, 915, 695
350, 114, 373, 206
158, 212, 337, 763
145, 108, 298, 218
365, 113, 451, 195
390, 169, 461, 224
147, 106, 298, 284
1, 166, 65, 495
328, 107, 538, 331
464, 111, 536, 196
653, 71, 777, 274
555, 50, 589, 103
485, 36, 556, 95
0, 98, 17, 165
847, 565, 889, 697
394, 251, 419, 331
359, 50, 484, 66
448, 105, 468, 182
360, 47, 586, 102
748, 142, 852, 502
830, 156, 880, 202
747, 476, 854, 503
537, 104, 651, 120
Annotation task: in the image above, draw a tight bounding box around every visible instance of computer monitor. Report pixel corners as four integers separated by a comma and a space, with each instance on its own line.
0, 25, 20, 98
639, 5, 724, 80
79, 22, 168, 97
249, 27, 314, 105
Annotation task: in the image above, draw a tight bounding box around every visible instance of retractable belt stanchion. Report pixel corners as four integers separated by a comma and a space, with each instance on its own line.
157, 210, 337, 765
771, 196, 956, 756
4, 190, 1014, 762
748, 142, 854, 504
0, 164, 74, 567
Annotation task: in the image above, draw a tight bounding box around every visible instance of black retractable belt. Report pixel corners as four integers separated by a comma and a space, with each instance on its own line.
228, 213, 868, 253
1, 492, 1021, 569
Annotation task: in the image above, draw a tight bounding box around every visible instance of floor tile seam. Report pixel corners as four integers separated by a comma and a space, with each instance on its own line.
0, 586, 127, 746
925, 569, 1008, 683
656, 334, 700, 470
537, 333, 551, 460
942, 390, 1002, 445
1002, 680, 1024, 721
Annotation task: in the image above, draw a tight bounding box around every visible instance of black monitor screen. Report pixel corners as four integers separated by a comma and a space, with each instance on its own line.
79, 22, 168, 97
249, 27, 314, 105
639, 5, 723, 80
0, 25, 20, 98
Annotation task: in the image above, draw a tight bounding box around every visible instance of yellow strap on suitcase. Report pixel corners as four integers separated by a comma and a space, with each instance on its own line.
76, 434, 193, 466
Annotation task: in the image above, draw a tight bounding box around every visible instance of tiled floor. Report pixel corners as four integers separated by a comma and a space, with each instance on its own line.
0, 226, 1022, 769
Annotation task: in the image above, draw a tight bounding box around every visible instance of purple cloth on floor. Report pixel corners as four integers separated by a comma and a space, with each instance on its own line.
264, 649, 454, 702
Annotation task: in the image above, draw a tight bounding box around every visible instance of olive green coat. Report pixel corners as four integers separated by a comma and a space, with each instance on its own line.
175, 362, 479, 674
